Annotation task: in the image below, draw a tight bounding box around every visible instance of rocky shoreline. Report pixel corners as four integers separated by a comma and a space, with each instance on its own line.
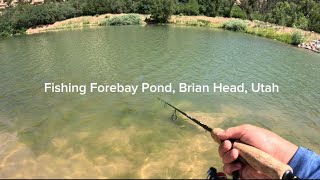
299, 39, 320, 53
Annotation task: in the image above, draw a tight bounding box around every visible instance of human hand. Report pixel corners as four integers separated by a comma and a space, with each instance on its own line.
214, 124, 298, 179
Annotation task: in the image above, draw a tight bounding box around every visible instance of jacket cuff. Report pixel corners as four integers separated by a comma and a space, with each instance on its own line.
288, 147, 314, 177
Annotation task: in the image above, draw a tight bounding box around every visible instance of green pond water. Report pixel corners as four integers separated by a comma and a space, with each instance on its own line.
0, 25, 319, 178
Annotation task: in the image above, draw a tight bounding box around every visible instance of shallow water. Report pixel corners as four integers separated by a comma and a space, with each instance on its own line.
0, 25, 319, 178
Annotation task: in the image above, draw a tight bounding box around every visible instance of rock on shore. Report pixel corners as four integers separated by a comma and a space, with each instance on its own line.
299, 39, 320, 53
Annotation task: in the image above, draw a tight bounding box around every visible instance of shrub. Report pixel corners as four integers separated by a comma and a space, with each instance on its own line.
230, 5, 247, 19
291, 31, 305, 45
106, 14, 141, 26
150, 0, 175, 23
217, 0, 233, 17
309, 4, 320, 33
176, 0, 200, 16
251, 11, 264, 21
223, 20, 248, 32
295, 14, 308, 30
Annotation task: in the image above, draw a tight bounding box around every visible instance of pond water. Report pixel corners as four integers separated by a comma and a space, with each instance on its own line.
0, 25, 319, 178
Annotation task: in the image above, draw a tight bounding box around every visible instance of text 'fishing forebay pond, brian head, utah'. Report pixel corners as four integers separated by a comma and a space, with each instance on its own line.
44, 82, 279, 95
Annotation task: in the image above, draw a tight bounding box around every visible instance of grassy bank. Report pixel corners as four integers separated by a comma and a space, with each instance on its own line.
25, 13, 320, 50
26, 14, 148, 34
171, 15, 320, 47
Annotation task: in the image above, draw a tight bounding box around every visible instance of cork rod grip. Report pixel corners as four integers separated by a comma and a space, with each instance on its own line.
212, 128, 293, 179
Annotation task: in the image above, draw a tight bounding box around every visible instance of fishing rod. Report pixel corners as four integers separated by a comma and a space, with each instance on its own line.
157, 97, 212, 132
157, 98, 299, 180
157, 97, 239, 179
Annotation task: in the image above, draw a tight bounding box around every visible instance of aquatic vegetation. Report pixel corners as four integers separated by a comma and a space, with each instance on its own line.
222, 20, 248, 32
106, 14, 142, 26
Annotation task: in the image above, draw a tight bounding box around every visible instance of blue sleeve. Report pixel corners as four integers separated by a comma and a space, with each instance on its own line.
288, 147, 320, 179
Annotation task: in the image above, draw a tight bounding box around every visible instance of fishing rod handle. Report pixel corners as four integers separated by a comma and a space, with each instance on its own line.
212, 128, 293, 179
233, 142, 293, 179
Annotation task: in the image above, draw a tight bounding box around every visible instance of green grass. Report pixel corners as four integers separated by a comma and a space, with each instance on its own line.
246, 27, 292, 44
246, 27, 306, 45
180, 19, 211, 27
222, 19, 306, 45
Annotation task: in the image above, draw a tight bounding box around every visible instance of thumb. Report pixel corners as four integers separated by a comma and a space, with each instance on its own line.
211, 128, 224, 143
217, 125, 247, 141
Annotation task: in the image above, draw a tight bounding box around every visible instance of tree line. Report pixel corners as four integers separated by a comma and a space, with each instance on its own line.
0, 0, 320, 37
